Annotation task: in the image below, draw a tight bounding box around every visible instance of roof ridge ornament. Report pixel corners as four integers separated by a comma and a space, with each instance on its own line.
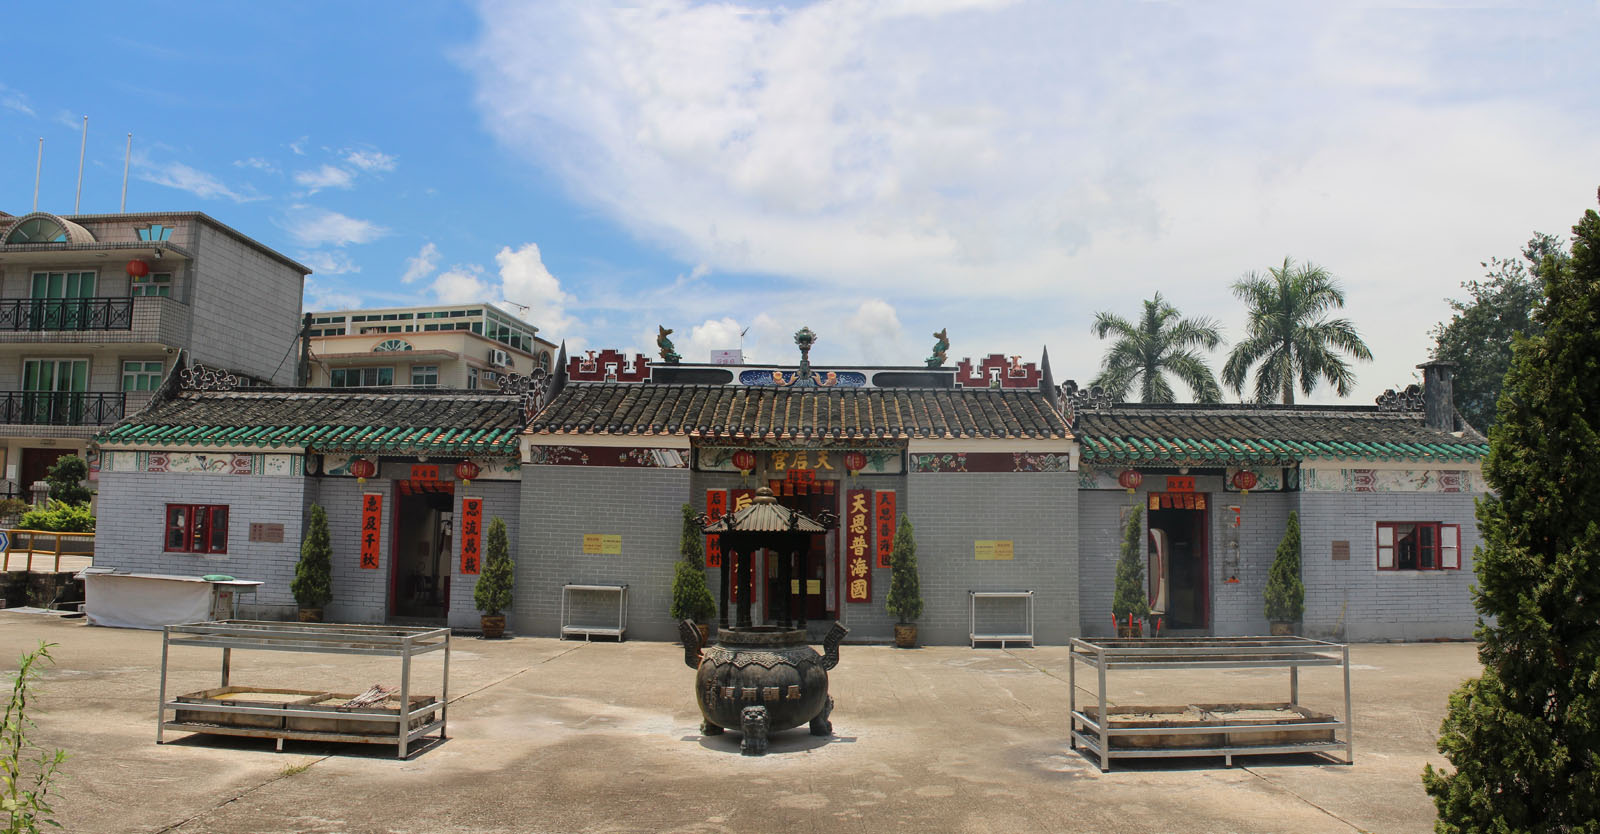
1375, 384, 1425, 412
1058, 379, 1111, 428
497, 367, 552, 420
179, 362, 239, 392
794, 326, 817, 384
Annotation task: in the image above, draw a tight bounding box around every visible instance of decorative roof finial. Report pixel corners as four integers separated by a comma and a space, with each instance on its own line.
927, 328, 950, 368
656, 325, 681, 365
794, 326, 817, 382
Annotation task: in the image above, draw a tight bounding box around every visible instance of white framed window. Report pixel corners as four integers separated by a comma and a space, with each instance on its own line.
132, 272, 172, 298
410, 365, 438, 387
122, 360, 164, 391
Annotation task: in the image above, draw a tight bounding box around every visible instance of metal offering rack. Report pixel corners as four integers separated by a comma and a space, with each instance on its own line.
1068, 636, 1352, 770
158, 620, 450, 758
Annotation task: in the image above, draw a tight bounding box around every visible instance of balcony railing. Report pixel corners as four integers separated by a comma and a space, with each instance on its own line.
0, 297, 133, 331
0, 391, 126, 426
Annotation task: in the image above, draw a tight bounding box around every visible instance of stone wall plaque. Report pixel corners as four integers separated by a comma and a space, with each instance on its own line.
248, 523, 284, 543
1331, 540, 1350, 561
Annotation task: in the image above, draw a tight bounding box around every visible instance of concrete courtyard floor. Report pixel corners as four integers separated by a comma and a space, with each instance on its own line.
2, 612, 1478, 834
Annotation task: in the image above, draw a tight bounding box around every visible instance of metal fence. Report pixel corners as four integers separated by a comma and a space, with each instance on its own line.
0, 391, 126, 426
0, 297, 134, 331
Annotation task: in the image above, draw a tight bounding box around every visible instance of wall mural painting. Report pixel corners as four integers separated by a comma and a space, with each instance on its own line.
524, 445, 686, 468
102, 451, 303, 477
911, 452, 1072, 473
1302, 467, 1485, 494
1222, 467, 1286, 492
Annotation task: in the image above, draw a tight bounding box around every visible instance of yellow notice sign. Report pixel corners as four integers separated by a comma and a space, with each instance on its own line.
582, 534, 623, 555
974, 540, 1015, 561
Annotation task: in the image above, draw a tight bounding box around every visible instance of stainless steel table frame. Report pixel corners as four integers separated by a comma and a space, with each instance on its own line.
157, 620, 450, 759
969, 590, 1034, 648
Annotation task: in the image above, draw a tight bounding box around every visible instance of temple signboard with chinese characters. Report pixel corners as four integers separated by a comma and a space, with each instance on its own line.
845, 489, 872, 602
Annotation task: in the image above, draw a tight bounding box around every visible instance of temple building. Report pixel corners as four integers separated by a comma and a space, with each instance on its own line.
91, 330, 1488, 644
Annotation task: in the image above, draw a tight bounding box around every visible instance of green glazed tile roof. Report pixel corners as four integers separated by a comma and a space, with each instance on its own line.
101, 388, 524, 456
1075, 403, 1487, 465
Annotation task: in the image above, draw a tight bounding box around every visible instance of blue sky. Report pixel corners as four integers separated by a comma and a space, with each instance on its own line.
3, 1, 1597, 403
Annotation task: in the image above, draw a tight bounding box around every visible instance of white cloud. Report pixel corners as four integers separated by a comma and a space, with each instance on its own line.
0, 84, 33, 117
294, 164, 355, 192
298, 251, 361, 275
304, 278, 364, 311
431, 265, 492, 303
289, 136, 308, 155
233, 157, 278, 173
283, 205, 388, 247
138, 160, 256, 203
344, 149, 397, 172
402, 242, 440, 283
466, 0, 1600, 402
843, 299, 907, 362
684, 317, 748, 364
494, 243, 576, 335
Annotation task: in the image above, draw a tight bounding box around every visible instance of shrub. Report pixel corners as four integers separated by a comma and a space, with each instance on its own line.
3, 641, 67, 834
1263, 511, 1305, 623
884, 515, 923, 625
17, 502, 94, 533
669, 505, 715, 622
473, 517, 513, 616
291, 504, 332, 609
1111, 505, 1150, 619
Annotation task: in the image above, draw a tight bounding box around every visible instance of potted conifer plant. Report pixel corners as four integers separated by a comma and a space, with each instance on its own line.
885, 515, 923, 648
292, 504, 332, 622
671, 504, 717, 643
1112, 505, 1150, 637
474, 517, 514, 638
1263, 511, 1305, 635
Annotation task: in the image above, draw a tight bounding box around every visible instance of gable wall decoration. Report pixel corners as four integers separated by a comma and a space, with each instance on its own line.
99, 450, 303, 477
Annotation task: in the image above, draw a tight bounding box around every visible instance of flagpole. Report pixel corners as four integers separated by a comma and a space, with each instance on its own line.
121, 133, 132, 212
32, 138, 43, 212
74, 115, 88, 214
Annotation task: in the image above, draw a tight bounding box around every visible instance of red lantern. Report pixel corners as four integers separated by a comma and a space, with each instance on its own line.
125, 259, 150, 278
349, 458, 377, 481
843, 451, 868, 473
731, 450, 757, 474
1232, 470, 1259, 491
454, 460, 481, 482
1117, 469, 1143, 491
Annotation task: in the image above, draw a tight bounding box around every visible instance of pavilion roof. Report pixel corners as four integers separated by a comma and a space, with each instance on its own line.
701, 488, 832, 534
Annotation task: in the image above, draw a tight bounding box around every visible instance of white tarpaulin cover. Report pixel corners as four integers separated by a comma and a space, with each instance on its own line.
85, 574, 214, 630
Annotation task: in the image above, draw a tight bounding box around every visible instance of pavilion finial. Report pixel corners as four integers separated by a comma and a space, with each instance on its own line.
794, 326, 817, 382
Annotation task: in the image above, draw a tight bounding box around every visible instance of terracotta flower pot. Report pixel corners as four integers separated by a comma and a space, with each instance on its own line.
1269, 621, 1297, 637
297, 608, 323, 623
893, 623, 917, 648
1116, 622, 1143, 638
481, 614, 506, 639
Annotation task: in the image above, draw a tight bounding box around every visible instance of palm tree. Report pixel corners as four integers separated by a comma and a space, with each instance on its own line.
1090, 292, 1223, 403
1222, 257, 1373, 404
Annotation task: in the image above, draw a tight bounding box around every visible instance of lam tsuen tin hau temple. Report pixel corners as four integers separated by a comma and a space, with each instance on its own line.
92, 330, 1489, 644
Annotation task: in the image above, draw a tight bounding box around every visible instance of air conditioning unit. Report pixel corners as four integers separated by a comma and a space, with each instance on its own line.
489, 348, 510, 368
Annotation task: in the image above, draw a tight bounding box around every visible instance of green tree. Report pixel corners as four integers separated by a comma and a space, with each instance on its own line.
669, 505, 715, 622
43, 456, 90, 506
1423, 191, 1600, 832
1431, 232, 1569, 433
1263, 511, 1304, 623
291, 504, 332, 610
884, 516, 923, 625
1089, 292, 1223, 403
1223, 257, 1373, 404
473, 517, 513, 616
1112, 505, 1149, 620
3, 642, 67, 834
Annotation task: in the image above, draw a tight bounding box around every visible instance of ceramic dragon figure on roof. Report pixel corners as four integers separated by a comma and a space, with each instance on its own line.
657, 325, 682, 365
926, 328, 950, 368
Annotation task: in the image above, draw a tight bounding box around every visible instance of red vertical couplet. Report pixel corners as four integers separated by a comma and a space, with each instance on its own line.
728, 488, 755, 601
359, 493, 382, 569
705, 490, 728, 568
459, 497, 483, 575
845, 489, 872, 603
874, 491, 897, 569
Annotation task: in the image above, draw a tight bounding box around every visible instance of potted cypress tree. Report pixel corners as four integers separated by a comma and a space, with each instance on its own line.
1112, 505, 1149, 637
670, 504, 717, 643
292, 504, 332, 622
885, 515, 923, 648
474, 517, 514, 638
1263, 511, 1305, 635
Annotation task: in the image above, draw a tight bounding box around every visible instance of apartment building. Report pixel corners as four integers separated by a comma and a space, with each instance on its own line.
0, 210, 307, 493
306, 302, 557, 390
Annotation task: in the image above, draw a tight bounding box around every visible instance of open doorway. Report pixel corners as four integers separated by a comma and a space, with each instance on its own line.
389, 480, 454, 622
765, 482, 837, 623
1148, 503, 1209, 630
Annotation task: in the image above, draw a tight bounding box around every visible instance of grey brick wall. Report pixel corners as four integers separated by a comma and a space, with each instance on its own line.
517, 465, 690, 641
1298, 491, 1481, 641
906, 471, 1077, 645
94, 470, 308, 618
306, 477, 392, 624
450, 481, 521, 632
189, 223, 303, 384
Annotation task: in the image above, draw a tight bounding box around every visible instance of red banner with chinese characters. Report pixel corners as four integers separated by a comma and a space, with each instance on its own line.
846, 489, 872, 602
360, 493, 383, 569
459, 497, 483, 575
705, 490, 727, 568
728, 488, 756, 601
874, 491, 897, 569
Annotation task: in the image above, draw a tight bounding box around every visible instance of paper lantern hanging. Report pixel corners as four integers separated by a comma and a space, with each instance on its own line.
349, 458, 377, 483
455, 460, 481, 484
731, 450, 756, 475
125, 259, 150, 278
1117, 469, 1143, 492
1231, 470, 1258, 492
843, 451, 868, 474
